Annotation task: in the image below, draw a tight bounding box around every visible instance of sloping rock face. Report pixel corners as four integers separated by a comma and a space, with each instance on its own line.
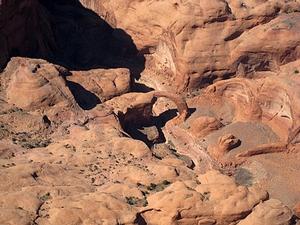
237, 199, 293, 225
161, 60, 300, 211
0, 57, 84, 126
1, 58, 75, 111
81, 0, 300, 91
164, 59, 300, 166
67, 68, 131, 106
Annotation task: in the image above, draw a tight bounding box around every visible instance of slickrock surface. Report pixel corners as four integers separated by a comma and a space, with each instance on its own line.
237, 199, 293, 225
162, 59, 300, 207
1, 0, 300, 225
1, 56, 299, 224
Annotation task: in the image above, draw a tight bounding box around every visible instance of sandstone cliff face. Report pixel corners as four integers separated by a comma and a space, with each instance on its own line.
81, 0, 300, 91
2, 0, 299, 91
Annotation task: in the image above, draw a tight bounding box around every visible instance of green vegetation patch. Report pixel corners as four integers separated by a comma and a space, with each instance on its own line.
125, 196, 148, 207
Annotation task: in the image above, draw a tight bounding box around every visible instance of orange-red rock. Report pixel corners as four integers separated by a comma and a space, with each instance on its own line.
81, 0, 300, 91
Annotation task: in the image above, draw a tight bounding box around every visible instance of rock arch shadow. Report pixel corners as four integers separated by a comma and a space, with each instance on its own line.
0, 0, 145, 80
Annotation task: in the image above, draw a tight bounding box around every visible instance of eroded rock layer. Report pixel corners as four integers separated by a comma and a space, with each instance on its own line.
81, 0, 300, 91
1, 0, 300, 225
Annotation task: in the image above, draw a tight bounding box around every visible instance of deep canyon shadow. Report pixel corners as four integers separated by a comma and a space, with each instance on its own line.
0, 0, 145, 80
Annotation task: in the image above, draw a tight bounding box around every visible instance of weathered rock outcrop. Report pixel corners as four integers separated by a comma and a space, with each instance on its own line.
81, 0, 300, 91
105, 91, 188, 127
237, 199, 293, 225
160, 61, 300, 210
0, 57, 84, 125
142, 170, 268, 225
188, 116, 223, 138
1, 56, 294, 224
2, 0, 299, 91
67, 68, 131, 105
161, 60, 300, 176
202, 73, 300, 144
1, 58, 74, 110
208, 134, 241, 160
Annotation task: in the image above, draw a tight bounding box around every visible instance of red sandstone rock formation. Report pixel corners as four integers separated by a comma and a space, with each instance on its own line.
208, 134, 241, 160
104, 90, 188, 127
81, 0, 300, 91
0, 1, 300, 225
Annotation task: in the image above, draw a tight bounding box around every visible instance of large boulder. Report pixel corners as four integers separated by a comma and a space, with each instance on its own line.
1, 58, 75, 111
237, 199, 293, 225
67, 68, 131, 104
0, 57, 84, 125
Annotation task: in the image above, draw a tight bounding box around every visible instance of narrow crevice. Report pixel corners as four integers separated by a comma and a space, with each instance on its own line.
32, 202, 45, 225
224, 30, 244, 41
134, 213, 147, 225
